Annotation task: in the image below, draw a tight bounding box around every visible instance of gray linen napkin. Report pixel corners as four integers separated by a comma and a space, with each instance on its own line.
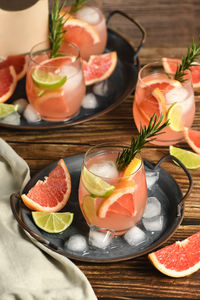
0, 138, 97, 300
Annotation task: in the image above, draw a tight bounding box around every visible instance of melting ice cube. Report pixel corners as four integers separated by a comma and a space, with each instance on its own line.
124, 226, 146, 246
23, 104, 41, 123
65, 234, 88, 252
143, 197, 161, 219
75, 7, 100, 25
93, 81, 108, 96
89, 229, 113, 249
89, 161, 119, 178
142, 215, 164, 232
13, 98, 28, 113
145, 169, 159, 189
1, 112, 21, 125
81, 93, 98, 109
165, 86, 188, 106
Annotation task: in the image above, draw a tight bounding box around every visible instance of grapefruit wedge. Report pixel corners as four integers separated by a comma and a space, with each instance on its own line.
83, 51, 117, 85
21, 159, 71, 212
148, 231, 200, 278
184, 127, 200, 154
0, 66, 17, 103
162, 57, 200, 88
0, 55, 28, 80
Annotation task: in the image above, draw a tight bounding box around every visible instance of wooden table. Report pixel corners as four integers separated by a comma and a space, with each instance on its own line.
1, 45, 200, 300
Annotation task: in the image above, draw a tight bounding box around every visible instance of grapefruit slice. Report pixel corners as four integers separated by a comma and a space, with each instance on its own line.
98, 180, 135, 218
184, 127, 200, 154
148, 231, 200, 278
0, 55, 28, 80
83, 52, 117, 85
21, 159, 71, 212
162, 57, 200, 88
0, 66, 17, 103
62, 16, 100, 48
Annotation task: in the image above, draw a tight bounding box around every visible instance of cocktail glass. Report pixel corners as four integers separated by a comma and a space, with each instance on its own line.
133, 60, 195, 145
63, 0, 107, 60
78, 143, 148, 236
26, 40, 86, 122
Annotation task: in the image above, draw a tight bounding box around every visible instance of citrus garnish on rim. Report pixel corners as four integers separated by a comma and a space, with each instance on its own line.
32, 67, 67, 89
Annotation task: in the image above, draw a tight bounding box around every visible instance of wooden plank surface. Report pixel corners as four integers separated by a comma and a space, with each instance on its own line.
1, 1, 200, 298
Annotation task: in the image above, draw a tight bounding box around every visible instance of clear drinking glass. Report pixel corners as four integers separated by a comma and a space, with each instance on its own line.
63, 0, 107, 60
26, 40, 86, 122
133, 60, 195, 145
78, 143, 148, 235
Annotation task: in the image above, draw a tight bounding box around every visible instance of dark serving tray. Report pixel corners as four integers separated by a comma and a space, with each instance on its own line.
10, 154, 192, 263
1, 10, 146, 130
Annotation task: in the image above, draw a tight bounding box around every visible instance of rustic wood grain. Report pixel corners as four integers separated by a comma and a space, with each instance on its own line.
1, 1, 200, 298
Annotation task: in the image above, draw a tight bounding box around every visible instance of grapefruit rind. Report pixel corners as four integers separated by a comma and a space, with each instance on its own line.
83, 51, 117, 86
148, 232, 200, 278
21, 159, 71, 212
184, 127, 200, 154
0, 66, 17, 103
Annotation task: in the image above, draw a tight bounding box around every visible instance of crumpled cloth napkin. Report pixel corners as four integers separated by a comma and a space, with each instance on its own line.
0, 138, 97, 300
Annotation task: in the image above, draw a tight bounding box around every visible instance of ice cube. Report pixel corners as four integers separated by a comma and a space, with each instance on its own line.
13, 98, 28, 113
142, 215, 164, 232
75, 7, 100, 25
145, 169, 159, 189
89, 229, 113, 249
1, 112, 20, 125
124, 226, 146, 246
81, 93, 98, 109
143, 197, 161, 219
65, 234, 88, 252
23, 104, 41, 123
93, 81, 108, 96
165, 86, 188, 105
61, 66, 83, 90
89, 161, 119, 178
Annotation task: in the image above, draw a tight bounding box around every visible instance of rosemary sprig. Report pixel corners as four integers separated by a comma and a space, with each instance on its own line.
49, 0, 68, 58
116, 114, 169, 171
69, 0, 88, 13
174, 38, 200, 82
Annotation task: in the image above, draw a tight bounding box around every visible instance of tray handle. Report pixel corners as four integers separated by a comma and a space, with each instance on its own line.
152, 154, 193, 216
10, 193, 59, 251
106, 10, 146, 62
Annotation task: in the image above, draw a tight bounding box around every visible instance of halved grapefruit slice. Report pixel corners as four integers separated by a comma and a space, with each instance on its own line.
184, 127, 200, 154
0, 55, 28, 80
21, 159, 71, 212
162, 57, 200, 88
83, 51, 117, 85
148, 231, 200, 277
0, 66, 17, 103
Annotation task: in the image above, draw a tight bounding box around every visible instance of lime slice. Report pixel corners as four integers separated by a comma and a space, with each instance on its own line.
169, 146, 200, 169
32, 211, 73, 233
167, 102, 183, 132
81, 166, 115, 197
0, 103, 18, 118
82, 195, 97, 221
32, 68, 67, 89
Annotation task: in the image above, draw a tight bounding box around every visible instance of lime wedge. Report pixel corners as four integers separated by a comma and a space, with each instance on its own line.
169, 146, 200, 169
81, 166, 115, 197
32, 68, 67, 89
167, 102, 183, 132
0, 103, 18, 119
32, 211, 73, 233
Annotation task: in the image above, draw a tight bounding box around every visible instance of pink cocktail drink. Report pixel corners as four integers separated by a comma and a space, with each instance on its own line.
78, 144, 147, 235
133, 61, 195, 146
63, 1, 107, 60
26, 41, 86, 122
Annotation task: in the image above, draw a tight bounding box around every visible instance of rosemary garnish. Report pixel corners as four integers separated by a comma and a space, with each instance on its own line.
69, 0, 88, 13
174, 39, 200, 82
116, 114, 169, 171
49, 0, 68, 58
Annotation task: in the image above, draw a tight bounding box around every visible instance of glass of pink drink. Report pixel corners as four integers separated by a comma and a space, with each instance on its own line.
133, 60, 195, 145
78, 143, 148, 235
26, 40, 86, 122
63, 0, 107, 60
